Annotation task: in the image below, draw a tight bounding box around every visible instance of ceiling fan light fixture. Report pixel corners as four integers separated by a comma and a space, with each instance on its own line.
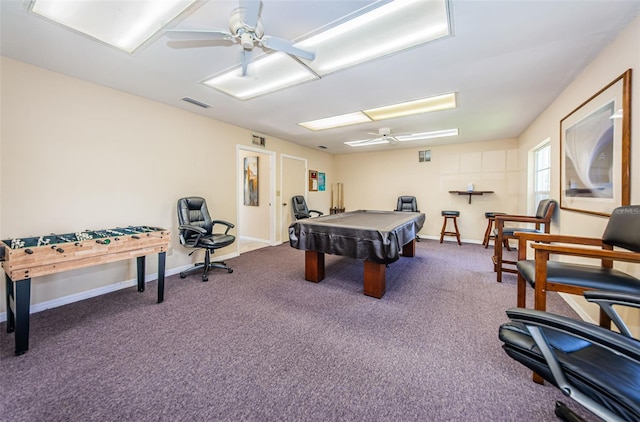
364, 93, 457, 121
28, 0, 201, 53
299, 112, 372, 131
396, 128, 459, 141
345, 139, 390, 147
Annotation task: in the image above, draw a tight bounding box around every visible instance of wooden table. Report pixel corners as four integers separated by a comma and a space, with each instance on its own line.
1, 226, 170, 355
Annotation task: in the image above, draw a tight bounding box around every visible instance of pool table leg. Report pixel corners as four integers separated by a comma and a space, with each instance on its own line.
305, 250, 325, 282
402, 239, 416, 257
363, 261, 386, 299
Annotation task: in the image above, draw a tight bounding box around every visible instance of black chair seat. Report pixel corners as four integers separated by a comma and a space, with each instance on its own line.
500, 320, 640, 421
517, 260, 640, 292
204, 234, 235, 247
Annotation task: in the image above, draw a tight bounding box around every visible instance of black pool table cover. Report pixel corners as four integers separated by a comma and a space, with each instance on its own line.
288, 210, 426, 264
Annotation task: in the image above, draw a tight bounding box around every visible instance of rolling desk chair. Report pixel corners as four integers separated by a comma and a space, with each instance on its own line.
177, 196, 235, 282
499, 290, 640, 422
292, 195, 323, 220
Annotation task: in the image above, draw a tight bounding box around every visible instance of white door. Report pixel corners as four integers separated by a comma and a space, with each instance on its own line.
281, 156, 307, 242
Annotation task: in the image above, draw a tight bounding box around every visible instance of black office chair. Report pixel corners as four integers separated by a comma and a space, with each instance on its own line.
395, 195, 420, 241
291, 195, 323, 220
499, 290, 640, 422
177, 196, 235, 281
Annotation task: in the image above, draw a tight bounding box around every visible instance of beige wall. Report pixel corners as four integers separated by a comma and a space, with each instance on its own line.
518, 14, 640, 333
0, 57, 333, 314
333, 138, 519, 242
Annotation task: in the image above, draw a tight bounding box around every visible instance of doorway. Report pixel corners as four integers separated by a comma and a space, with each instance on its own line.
281, 155, 307, 243
237, 145, 276, 253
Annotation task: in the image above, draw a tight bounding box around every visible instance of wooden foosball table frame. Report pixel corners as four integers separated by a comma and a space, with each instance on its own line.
1, 226, 170, 355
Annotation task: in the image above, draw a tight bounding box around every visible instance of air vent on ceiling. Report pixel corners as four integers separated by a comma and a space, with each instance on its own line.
181, 97, 212, 108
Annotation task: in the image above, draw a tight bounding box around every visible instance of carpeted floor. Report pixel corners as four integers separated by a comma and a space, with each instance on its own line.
0, 240, 597, 421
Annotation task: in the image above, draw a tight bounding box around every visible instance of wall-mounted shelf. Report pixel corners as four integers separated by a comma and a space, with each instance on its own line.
449, 190, 494, 204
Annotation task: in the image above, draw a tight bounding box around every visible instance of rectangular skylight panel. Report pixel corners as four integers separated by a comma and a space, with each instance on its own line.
364, 93, 457, 120
299, 112, 372, 131
29, 0, 199, 53
395, 128, 459, 141
203, 53, 317, 100
297, 0, 450, 75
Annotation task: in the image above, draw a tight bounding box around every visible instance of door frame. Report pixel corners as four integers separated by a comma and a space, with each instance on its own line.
237, 145, 277, 246
280, 154, 308, 243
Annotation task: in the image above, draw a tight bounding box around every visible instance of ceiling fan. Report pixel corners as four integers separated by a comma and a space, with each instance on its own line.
165, 0, 315, 76
345, 128, 404, 147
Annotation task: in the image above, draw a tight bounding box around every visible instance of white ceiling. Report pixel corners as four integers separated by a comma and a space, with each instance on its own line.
2, 0, 639, 155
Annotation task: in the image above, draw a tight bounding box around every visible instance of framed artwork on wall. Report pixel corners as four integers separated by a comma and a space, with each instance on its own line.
244, 156, 259, 206
560, 69, 631, 216
318, 172, 326, 191
309, 170, 318, 191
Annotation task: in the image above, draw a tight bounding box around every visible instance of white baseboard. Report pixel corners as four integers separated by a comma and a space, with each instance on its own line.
0, 251, 238, 323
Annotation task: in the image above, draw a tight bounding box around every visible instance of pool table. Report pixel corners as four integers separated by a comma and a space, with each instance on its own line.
288, 210, 425, 298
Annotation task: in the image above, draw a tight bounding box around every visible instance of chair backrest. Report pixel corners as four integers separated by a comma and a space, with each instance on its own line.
396, 196, 419, 212
602, 205, 640, 252
535, 199, 557, 220
291, 195, 309, 217
177, 197, 213, 241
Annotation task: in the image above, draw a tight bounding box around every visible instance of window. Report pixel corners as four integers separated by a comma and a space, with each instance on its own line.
533, 142, 551, 206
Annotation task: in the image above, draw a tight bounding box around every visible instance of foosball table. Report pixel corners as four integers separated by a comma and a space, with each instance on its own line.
1, 226, 170, 355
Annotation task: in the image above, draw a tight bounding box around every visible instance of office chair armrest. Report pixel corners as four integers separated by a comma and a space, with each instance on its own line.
308, 210, 324, 217
585, 290, 640, 308
211, 220, 235, 234
584, 291, 640, 338
505, 307, 640, 361
530, 243, 640, 264
179, 224, 207, 235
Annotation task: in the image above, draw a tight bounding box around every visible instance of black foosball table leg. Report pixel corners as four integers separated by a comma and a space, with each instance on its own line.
5, 275, 32, 355
136, 256, 145, 292
157, 252, 166, 304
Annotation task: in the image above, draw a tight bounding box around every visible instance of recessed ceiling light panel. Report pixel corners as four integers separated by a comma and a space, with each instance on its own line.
299, 112, 372, 131
297, 0, 450, 75
203, 53, 317, 100
28, 0, 201, 53
364, 93, 457, 120
396, 128, 459, 141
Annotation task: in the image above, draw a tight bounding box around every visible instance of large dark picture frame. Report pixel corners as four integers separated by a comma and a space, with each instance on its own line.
560, 69, 631, 216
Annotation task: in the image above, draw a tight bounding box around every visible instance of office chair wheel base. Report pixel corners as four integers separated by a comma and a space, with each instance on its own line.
228, 269, 233, 273
179, 272, 187, 279
202, 276, 208, 282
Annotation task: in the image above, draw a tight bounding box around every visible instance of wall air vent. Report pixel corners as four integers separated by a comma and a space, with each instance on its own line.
252, 134, 266, 147
181, 97, 212, 108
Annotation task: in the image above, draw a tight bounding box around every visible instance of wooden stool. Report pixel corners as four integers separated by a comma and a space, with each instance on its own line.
440, 210, 461, 245
482, 212, 506, 248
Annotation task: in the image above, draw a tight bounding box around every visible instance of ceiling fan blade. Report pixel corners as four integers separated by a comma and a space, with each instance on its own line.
240, 0, 261, 30
240, 49, 252, 77
165, 29, 234, 41
167, 39, 236, 49
260, 36, 315, 61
